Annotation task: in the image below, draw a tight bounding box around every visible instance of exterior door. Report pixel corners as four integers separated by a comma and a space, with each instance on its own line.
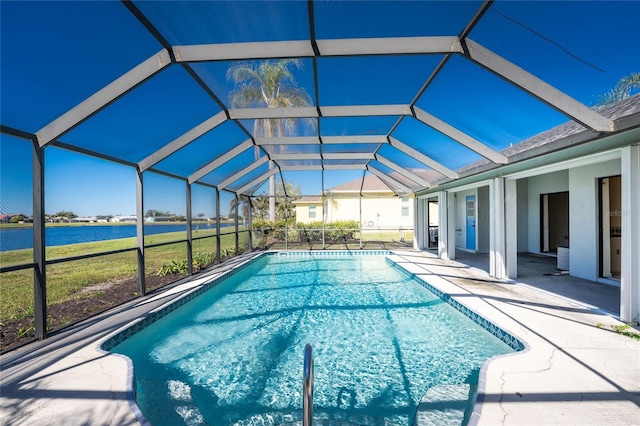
466, 195, 476, 250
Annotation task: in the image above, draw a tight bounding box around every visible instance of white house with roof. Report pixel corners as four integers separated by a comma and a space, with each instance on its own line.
110, 215, 137, 223
415, 94, 640, 323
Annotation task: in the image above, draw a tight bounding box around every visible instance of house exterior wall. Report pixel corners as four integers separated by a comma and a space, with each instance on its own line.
294, 202, 323, 223
526, 170, 569, 254
325, 196, 359, 223
516, 179, 529, 252
569, 159, 621, 281
359, 195, 413, 228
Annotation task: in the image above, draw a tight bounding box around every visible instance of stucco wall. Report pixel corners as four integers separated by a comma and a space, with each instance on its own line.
294, 203, 322, 223
360, 196, 413, 228
326, 197, 359, 223
516, 179, 529, 252
568, 159, 621, 281
526, 170, 569, 254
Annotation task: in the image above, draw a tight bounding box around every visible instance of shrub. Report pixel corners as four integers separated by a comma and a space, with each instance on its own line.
296, 220, 359, 242
326, 220, 359, 241
157, 252, 216, 276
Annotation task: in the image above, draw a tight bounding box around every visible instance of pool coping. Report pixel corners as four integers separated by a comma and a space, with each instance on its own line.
98, 250, 528, 426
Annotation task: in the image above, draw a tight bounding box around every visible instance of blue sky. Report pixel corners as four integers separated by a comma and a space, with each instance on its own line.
1, 1, 638, 217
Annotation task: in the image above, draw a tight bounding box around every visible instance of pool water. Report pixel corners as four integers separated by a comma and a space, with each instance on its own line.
109, 253, 517, 425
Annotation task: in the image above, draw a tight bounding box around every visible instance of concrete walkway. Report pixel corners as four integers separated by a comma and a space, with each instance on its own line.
1, 250, 639, 425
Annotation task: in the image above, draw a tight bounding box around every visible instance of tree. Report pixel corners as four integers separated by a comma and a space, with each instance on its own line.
597, 72, 640, 106
227, 59, 315, 221
251, 195, 270, 221
275, 180, 301, 221
55, 211, 77, 219
228, 197, 252, 226
144, 209, 170, 218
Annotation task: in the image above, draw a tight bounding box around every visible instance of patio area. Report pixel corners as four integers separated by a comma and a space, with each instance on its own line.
450, 250, 622, 316
1, 249, 638, 425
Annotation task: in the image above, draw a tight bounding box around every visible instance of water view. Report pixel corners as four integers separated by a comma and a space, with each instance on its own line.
0, 223, 232, 252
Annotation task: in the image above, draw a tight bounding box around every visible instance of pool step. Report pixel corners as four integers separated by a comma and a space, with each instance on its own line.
413, 384, 474, 426
236, 410, 383, 426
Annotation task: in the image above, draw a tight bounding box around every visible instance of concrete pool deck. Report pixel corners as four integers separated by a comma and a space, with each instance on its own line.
1, 250, 639, 425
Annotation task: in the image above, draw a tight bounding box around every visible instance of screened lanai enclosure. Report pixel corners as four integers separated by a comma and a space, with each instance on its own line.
1, 0, 639, 349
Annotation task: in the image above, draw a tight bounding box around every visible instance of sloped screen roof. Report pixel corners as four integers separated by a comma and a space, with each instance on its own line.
2, 0, 639, 198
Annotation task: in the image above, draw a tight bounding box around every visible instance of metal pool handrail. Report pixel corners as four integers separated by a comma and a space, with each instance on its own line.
303, 343, 314, 426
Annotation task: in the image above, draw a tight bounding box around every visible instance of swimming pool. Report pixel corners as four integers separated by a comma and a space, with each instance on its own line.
104, 252, 523, 425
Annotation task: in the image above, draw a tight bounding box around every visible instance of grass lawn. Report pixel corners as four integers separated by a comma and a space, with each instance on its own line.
0, 228, 245, 323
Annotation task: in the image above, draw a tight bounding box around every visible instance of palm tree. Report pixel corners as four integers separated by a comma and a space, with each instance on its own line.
251, 194, 270, 220
597, 72, 640, 106
227, 59, 314, 221
228, 196, 252, 227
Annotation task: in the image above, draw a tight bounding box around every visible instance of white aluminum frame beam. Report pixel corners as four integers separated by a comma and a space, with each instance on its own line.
173, 36, 463, 62
188, 139, 253, 183
317, 36, 463, 56
322, 135, 388, 144
236, 167, 279, 195
464, 40, 613, 133
255, 135, 388, 145
389, 137, 459, 179
324, 164, 367, 170
324, 153, 374, 160
413, 107, 508, 164
217, 157, 269, 190
230, 107, 318, 120
271, 153, 375, 161
138, 111, 227, 171
375, 155, 431, 188
173, 41, 314, 61
322, 105, 411, 117
367, 166, 412, 194
229, 105, 411, 120
271, 153, 320, 161
276, 163, 368, 171
37, 49, 173, 147
280, 165, 323, 171
256, 136, 318, 145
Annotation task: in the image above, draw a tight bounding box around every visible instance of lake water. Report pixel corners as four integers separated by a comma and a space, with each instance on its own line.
0, 223, 232, 252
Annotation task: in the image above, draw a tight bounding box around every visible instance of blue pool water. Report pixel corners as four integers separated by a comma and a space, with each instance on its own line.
107, 253, 520, 426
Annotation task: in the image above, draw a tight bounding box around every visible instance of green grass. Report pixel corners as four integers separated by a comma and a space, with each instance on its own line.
0, 228, 245, 323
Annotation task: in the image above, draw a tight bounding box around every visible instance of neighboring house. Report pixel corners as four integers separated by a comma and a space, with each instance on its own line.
293, 196, 322, 223
294, 174, 434, 230
145, 216, 174, 222
70, 217, 97, 223
48, 216, 70, 223
111, 215, 137, 223
414, 94, 640, 323
0, 214, 14, 223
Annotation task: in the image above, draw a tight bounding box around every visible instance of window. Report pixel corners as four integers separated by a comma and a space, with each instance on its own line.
309, 205, 316, 219
401, 197, 409, 217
